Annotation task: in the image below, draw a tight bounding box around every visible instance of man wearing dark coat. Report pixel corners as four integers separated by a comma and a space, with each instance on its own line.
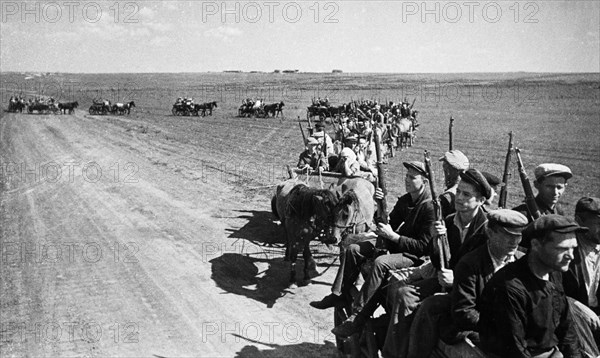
478, 215, 584, 358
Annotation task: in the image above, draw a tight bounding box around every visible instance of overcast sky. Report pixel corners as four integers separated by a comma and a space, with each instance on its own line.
1, 1, 598, 73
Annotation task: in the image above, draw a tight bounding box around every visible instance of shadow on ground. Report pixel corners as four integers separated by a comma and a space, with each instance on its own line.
234, 340, 338, 358
210, 210, 339, 307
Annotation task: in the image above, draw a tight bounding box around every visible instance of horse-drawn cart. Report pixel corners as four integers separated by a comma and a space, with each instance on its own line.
28, 102, 60, 114
88, 102, 110, 115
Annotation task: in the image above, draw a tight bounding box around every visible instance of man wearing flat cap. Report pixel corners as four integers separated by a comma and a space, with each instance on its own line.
402, 210, 529, 358
513, 163, 572, 222
312, 122, 335, 158
478, 214, 583, 357
323, 162, 435, 336
481, 171, 502, 211
439, 150, 470, 218
563, 197, 600, 355
380, 168, 492, 357
297, 137, 328, 172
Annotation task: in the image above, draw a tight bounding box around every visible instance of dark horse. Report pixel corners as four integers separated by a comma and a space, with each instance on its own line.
271, 177, 375, 284
194, 101, 218, 116
112, 101, 136, 115
58, 101, 78, 114
264, 101, 285, 118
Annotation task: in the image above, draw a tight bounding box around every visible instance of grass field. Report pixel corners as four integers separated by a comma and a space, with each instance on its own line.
2, 71, 599, 211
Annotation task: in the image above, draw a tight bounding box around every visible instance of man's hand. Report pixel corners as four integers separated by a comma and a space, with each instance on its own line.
374, 188, 384, 200
438, 268, 454, 288
375, 223, 398, 242
432, 221, 447, 237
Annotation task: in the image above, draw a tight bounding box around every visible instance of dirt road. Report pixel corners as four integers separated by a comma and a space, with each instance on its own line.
0, 110, 339, 357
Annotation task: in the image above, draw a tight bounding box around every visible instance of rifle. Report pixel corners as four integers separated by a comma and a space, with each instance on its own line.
498, 132, 514, 208
424, 150, 451, 270
448, 116, 454, 151
409, 97, 416, 110
373, 127, 388, 252
514, 148, 542, 220
298, 117, 307, 145
307, 114, 314, 136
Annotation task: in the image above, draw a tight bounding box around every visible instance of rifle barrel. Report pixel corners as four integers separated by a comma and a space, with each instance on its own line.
498, 132, 513, 208
424, 150, 450, 270
515, 147, 542, 220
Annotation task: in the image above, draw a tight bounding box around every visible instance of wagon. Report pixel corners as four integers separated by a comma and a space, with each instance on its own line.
28, 102, 60, 114
88, 103, 109, 115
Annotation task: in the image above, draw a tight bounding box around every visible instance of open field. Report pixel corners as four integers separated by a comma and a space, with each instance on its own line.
1, 72, 599, 357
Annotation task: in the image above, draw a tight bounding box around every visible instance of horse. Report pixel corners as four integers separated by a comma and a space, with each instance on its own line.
194, 101, 218, 116
331, 178, 376, 244
112, 101, 135, 115
264, 101, 285, 118
58, 101, 78, 114
272, 179, 339, 284
271, 177, 375, 284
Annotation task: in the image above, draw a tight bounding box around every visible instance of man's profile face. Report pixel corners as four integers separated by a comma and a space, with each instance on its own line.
535, 232, 577, 272
442, 161, 460, 187
576, 213, 600, 245
535, 176, 567, 207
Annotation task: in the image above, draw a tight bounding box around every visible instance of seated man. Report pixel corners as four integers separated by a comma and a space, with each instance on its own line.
334, 147, 362, 177
312, 122, 335, 158
297, 137, 328, 172
311, 161, 434, 313
563, 197, 600, 356
481, 171, 502, 211
513, 163, 572, 221
438, 150, 470, 218
328, 162, 436, 335
478, 215, 583, 357
404, 210, 528, 358
381, 168, 492, 358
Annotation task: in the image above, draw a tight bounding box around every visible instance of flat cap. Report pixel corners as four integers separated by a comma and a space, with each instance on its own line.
482, 171, 503, 188
403, 161, 427, 177
460, 168, 492, 200
439, 150, 469, 171
306, 137, 319, 145
534, 163, 572, 182
487, 209, 528, 235
523, 214, 588, 243
575, 197, 600, 216
315, 122, 325, 129
346, 134, 359, 143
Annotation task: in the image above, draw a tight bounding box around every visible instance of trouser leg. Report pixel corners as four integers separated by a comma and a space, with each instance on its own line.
406, 294, 451, 358
353, 253, 415, 313
382, 277, 441, 358
332, 240, 376, 297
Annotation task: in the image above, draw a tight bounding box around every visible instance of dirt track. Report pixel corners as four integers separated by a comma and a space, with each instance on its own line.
0, 110, 339, 357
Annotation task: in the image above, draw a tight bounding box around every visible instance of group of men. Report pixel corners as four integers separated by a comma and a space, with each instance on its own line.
297, 121, 378, 181
305, 148, 599, 358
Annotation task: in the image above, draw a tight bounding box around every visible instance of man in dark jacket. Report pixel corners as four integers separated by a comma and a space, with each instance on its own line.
404, 209, 528, 358
563, 197, 600, 355
379, 168, 492, 357
513, 163, 572, 221
438, 150, 470, 218
478, 215, 584, 358
310, 161, 435, 311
